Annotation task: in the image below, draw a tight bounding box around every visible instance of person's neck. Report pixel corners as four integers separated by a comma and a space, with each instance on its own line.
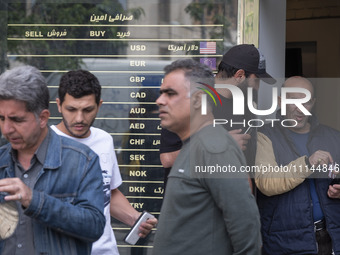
17, 127, 48, 170
178, 114, 214, 141
215, 77, 238, 98
288, 123, 311, 134
55, 122, 67, 134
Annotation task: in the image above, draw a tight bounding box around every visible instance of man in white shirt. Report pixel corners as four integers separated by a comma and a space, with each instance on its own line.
51, 70, 157, 255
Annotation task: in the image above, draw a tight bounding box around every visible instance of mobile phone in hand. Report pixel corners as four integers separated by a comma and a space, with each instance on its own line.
124, 211, 155, 245
331, 178, 340, 185
244, 126, 252, 134
328, 163, 340, 185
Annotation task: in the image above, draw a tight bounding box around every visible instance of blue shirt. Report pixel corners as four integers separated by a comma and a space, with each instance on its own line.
287, 129, 324, 222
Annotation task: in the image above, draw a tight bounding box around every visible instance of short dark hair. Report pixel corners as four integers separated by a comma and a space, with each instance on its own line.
58, 70, 101, 105
164, 58, 215, 108
164, 58, 215, 88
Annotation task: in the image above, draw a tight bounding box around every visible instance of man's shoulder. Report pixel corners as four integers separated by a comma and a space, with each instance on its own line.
257, 122, 281, 136
89, 127, 114, 149
0, 143, 11, 160
0, 142, 10, 151
257, 121, 340, 141
90, 126, 111, 139
313, 124, 340, 145
50, 130, 97, 157
316, 123, 340, 135
194, 125, 238, 154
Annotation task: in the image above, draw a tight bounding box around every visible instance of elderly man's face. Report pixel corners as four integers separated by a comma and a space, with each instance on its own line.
0, 100, 46, 154
281, 77, 315, 134
156, 69, 191, 136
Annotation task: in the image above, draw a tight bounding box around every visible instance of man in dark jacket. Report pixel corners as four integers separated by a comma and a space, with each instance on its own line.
255, 76, 340, 255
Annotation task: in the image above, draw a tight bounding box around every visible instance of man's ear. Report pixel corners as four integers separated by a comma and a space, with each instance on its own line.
98, 99, 103, 109
94, 99, 103, 116
192, 91, 203, 109
234, 69, 245, 84
56, 98, 62, 113
310, 98, 316, 108
39, 109, 50, 128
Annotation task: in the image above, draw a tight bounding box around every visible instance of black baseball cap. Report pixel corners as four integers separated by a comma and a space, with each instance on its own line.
221, 44, 259, 73
221, 44, 276, 85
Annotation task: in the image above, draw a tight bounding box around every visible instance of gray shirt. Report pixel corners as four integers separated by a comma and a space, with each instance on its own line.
3, 130, 49, 255
153, 125, 261, 255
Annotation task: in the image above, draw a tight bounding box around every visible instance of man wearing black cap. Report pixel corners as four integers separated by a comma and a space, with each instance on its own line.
213, 44, 276, 168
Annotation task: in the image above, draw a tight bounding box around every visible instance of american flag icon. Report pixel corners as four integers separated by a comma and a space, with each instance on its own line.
200, 42, 216, 54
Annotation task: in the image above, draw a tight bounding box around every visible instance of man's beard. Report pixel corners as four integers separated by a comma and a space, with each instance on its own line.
62, 116, 96, 138
239, 80, 258, 104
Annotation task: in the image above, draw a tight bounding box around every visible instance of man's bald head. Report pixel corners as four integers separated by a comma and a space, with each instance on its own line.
283, 76, 315, 98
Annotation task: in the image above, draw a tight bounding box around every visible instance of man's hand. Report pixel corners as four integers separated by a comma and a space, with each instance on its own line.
229, 129, 251, 151
328, 184, 340, 199
0, 177, 32, 208
138, 217, 158, 238
308, 150, 333, 166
